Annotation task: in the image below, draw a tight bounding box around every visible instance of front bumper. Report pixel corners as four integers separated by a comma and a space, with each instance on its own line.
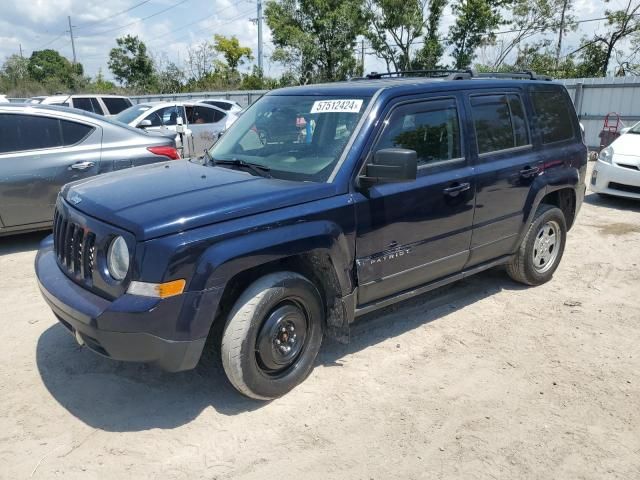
35, 237, 215, 372
590, 159, 640, 199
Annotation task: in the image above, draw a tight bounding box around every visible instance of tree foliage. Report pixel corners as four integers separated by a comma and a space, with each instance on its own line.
449, 0, 507, 69
108, 35, 154, 90
265, 0, 366, 82
364, 0, 429, 71
213, 35, 253, 72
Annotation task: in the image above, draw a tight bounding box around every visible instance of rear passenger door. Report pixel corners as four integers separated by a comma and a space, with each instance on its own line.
0, 114, 100, 227
355, 95, 476, 305
466, 90, 541, 267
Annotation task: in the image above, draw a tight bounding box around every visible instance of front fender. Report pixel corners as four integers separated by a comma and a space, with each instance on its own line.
190, 220, 354, 296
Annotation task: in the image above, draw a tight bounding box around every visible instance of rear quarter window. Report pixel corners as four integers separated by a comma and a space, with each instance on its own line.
530, 88, 575, 144
102, 97, 132, 114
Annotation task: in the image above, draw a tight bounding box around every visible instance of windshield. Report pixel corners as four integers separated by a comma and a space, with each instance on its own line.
209, 94, 370, 182
630, 121, 640, 134
115, 104, 154, 125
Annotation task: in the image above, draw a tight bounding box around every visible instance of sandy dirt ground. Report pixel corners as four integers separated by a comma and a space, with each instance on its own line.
1, 171, 639, 479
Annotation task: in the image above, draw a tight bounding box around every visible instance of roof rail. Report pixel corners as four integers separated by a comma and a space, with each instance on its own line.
475, 70, 553, 81
352, 69, 553, 82
361, 70, 474, 80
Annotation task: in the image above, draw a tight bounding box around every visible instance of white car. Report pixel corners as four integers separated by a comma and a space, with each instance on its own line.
114, 101, 237, 158
591, 122, 640, 199
37, 94, 133, 116
0, 95, 9, 103
196, 98, 243, 114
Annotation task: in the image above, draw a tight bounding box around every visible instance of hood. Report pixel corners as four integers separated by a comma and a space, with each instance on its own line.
611, 132, 640, 157
62, 160, 338, 240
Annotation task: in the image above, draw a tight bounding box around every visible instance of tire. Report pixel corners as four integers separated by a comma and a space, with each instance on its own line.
507, 204, 567, 286
221, 272, 324, 400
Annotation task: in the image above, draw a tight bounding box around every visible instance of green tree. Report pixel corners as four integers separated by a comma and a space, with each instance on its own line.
265, 0, 366, 82
576, 0, 640, 76
108, 35, 154, 90
2, 54, 29, 84
27, 49, 81, 88
364, 0, 429, 72
413, 0, 446, 68
213, 35, 253, 73
449, 0, 507, 69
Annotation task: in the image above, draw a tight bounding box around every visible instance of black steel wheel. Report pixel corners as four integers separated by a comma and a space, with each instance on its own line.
221, 272, 324, 400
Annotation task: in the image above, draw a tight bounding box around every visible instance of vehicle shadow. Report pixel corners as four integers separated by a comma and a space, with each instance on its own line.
583, 191, 640, 212
36, 267, 525, 432
0, 231, 49, 257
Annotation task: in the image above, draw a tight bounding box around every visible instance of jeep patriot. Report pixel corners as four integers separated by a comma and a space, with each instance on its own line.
36, 71, 587, 399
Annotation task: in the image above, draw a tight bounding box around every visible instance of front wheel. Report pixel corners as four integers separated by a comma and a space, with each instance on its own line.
507, 205, 567, 286
221, 272, 324, 400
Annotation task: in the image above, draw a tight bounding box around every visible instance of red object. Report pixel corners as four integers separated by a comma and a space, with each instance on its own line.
147, 146, 181, 160
599, 112, 621, 152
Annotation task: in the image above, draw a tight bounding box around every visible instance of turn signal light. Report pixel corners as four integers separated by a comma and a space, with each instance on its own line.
128, 279, 186, 298
147, 146, 181, 160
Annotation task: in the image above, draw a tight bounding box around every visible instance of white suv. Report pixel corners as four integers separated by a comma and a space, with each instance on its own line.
37, 94, 132, 116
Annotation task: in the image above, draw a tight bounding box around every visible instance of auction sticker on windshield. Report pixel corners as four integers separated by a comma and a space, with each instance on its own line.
310, 99, 363, 114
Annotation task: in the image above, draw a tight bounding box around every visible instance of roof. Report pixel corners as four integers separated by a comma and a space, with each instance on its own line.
269, 77, 561, 98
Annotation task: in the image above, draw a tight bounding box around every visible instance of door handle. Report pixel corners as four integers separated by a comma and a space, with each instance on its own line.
70, 161, 95, 171
443, 182, 471, 197
519, 166, 540, 179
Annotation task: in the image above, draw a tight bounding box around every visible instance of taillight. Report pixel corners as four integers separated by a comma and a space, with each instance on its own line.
147, 146, 181, 160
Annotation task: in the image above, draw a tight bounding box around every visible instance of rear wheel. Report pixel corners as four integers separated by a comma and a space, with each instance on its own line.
507, 205, 567, 286
221, 272, 324, 400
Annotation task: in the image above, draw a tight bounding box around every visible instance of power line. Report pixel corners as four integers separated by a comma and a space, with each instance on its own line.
77, 0, 190, 38
75, 0, 153, 30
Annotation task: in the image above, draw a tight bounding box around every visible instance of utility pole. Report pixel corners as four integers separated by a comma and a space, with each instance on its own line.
67, 15, 77, 64
555, 0, 569, 68
361, 39, 365, 76
257, 0, 264, 75
19, 43, 23, 58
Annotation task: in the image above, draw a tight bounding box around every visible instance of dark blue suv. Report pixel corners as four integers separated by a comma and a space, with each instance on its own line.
36, 71, 587, 399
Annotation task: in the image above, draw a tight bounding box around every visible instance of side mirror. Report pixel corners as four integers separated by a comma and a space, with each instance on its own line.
361, 148, 418, 185
137, 119, 152, 128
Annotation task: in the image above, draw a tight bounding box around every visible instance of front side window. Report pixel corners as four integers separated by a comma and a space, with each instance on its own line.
210, 95, 370, 182
471, 94, 530, 155
530, 88, 575, 144
376, 98, 461, 166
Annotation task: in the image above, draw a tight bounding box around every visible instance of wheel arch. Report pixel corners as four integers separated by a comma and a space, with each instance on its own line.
192, 221, 356, 342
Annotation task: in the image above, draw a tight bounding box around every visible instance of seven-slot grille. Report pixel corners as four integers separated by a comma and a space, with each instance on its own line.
53, 208, 96, 281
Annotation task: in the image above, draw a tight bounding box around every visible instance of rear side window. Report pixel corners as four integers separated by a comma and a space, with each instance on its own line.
90, 98, 104, 115
189, 106, 224, 124
211, 101, 231, 111
72, 97, 93, 113
60, 120, 94, 145
530, 89, 575, 144
471, 94, 529, 155
376, 98, 461, 166
0, 114, 62, 153
102, 97, 131, 114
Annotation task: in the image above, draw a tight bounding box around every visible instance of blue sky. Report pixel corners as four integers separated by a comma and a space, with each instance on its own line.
0, 0, 613, 82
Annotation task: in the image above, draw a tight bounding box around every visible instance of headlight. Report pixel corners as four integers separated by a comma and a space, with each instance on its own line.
599, 146, 613, 164
107, 236, 129, 281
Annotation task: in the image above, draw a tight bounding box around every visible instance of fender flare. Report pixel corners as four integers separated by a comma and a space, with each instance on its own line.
190, 220, 354, 297
518, 168, 580, 245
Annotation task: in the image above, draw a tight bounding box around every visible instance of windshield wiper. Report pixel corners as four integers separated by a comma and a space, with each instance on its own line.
215, 159, 272, 178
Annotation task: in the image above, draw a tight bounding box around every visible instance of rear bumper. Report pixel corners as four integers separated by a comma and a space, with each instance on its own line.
590, 159, 640, 199
35, 237, 210, 372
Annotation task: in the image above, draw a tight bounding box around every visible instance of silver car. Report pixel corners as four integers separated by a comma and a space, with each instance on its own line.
0, 104, 180, 237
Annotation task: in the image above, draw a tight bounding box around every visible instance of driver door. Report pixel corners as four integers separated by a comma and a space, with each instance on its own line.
355, 95, 476, 306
